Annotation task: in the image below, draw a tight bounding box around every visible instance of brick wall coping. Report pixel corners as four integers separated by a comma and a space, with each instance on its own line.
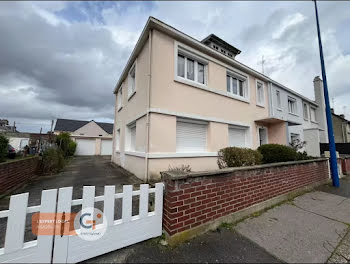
161, 158, 329, 180
0, 156, 38, 166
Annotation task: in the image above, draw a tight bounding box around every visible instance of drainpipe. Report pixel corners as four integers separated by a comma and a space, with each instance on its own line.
144, 30, 152, 183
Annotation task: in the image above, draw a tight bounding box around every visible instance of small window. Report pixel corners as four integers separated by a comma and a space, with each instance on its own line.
127, 123, 136, 151
303, 103, 309, 120
310, 107, 317, 122
290, 133, 300, 144
276, 90, 281, 109
128, 64, 136, 97
226, 73, 247, 99
99, 134, 102, 137
229, 126, 247, 147
117, 87, 123, 110
176, 119, 207, 152
177, 50, 207, 85
115, 129, 120, 151
256, 82, 264, 106
288, 97, 297, 114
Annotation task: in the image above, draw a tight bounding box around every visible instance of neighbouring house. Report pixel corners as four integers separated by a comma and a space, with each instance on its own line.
111, 17, 327, 181
1, 132, 30, 152
54, 119, 114, 156
330, 108, 350, 143
0, 119, 18, 132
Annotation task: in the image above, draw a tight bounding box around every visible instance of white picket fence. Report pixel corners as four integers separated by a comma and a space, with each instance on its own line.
0, 183, 164, 263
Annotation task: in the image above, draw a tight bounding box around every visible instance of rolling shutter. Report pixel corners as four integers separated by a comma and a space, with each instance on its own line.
176, 120, 207, 152
229, 127, 246, 147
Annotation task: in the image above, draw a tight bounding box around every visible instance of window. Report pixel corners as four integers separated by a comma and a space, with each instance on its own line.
256, 82, 264, 106
276, 90, 281, 109
226, 73, 247, 99
128, 64, 136, 98
303, 103, 308, 120
288, 97, 297, 114
117, 87, 123, 110
176, 119, 207, 152
290, 133, 300, 144
127, 123, 136, 151
177, 51, 207, 85
310, 107, 317, 122
229, 126, 247, 147
115, 129, 120, 151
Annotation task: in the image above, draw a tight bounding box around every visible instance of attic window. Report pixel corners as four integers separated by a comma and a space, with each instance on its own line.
80, 133, 84, 135
99, 134, 103, 136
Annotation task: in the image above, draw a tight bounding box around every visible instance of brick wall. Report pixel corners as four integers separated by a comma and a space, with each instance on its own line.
341, 157, 350, 175
162, 159, 329, 237
0, 157, 40, 194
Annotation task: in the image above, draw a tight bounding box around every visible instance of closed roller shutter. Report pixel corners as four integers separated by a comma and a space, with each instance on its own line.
176, 120, 207, 152
101, 139, 112, 155
75, 139, 96, 155
229, 127, 246, 147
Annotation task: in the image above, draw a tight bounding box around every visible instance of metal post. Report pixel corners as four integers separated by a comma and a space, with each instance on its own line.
313, 0, 339, 187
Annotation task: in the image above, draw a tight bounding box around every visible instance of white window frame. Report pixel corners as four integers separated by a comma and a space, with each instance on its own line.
303, 103, 309, 120
288, 97, 298, 115
115, 129, 120, 151
175, 47, 208, 86
276, 90, 282, 110
128, 61, 137, 100
176, 118, 208, 153
257, 126, 268, 146
226, 71, 248, 100
228, 125, 248, 148
126, 122, 136, 151
310, 107, 317, 123
117, 87, 123, 111
256, 80, 265, 107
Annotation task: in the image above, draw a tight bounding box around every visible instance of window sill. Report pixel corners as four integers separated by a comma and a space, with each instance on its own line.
125, 151, 146, 158
276, 108, 282, 111
288, 112, 299, 117
117, 106, 123, 112
311, 120, 318, 124
256, 103, 265, 108
128, 90, 136, 101
175, 77, 250, 104
148, 152, 218, 158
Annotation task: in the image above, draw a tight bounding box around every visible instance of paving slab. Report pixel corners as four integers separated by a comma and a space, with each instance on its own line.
236, 203, 348, 263
293, 191, 350, 224
328, 229, 350, 263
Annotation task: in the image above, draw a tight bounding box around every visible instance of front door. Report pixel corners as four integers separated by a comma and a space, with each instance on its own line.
259, 127, 268, 146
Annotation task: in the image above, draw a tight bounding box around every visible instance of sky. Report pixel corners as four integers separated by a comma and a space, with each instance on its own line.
0, 1, 349, 133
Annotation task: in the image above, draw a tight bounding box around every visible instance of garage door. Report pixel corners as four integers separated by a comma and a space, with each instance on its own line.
101, 139, 112, 155
75, 139, 96, 155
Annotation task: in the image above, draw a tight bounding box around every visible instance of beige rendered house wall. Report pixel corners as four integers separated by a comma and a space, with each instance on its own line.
111, 38, 150, 180
73, 121, 110, 137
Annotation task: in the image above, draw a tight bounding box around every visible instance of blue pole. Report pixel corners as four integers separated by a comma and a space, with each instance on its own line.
313, 0, 339, 187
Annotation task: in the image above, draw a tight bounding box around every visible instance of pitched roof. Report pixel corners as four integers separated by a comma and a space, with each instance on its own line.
54, 119, 114, 134
201, 34, 241, 57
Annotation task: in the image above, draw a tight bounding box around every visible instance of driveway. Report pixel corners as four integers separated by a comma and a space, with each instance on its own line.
0, 156, 142, 247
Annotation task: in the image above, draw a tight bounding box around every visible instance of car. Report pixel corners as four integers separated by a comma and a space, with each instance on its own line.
8, 144, 16, 159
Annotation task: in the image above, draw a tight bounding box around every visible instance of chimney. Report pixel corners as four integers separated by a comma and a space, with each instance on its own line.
313, 76, 328, 143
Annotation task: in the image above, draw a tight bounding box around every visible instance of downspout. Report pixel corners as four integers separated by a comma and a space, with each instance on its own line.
144, 30, 152, 183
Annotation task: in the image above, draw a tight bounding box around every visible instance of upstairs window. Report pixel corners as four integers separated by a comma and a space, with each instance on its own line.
276, 90, 281, 109
303, 103, 309, 120
310, 107, 317, 122
288, 97, 297, 114
117, 87, 123, 110
177, 51, 207, 85
226, 73, 247, 99
256, 81, 264, 106
176, 118, 207, 152
128, 64, 136, 98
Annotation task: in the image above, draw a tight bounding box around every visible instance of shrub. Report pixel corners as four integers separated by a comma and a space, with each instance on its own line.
296, 151, 313, 161
0, 135, 9, 163
56, 132, 76, 157
217, 147, 262, 169
257, 144, 298, 164
168, 164, 192, 173
41, 148, 64, 174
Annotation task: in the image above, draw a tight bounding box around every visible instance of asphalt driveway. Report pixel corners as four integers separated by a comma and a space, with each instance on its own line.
0, 156, 142, 247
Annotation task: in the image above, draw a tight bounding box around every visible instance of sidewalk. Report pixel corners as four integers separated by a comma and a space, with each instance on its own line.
88, 177, 350, 263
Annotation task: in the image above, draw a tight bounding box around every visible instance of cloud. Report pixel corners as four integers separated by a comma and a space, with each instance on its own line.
0, 1, 350, 133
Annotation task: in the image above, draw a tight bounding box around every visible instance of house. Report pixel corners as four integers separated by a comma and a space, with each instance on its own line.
111, 17, 326, 181
330, 109, 350, 143
0, 119, 18, 133
54, 119, 114, 156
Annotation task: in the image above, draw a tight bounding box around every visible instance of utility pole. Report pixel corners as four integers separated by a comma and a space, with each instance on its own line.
313, 0, 339, 187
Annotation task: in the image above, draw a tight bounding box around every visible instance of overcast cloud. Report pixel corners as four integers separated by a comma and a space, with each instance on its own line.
0, 1, 349, 132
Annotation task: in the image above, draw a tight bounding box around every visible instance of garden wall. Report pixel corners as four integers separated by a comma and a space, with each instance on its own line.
0, 156, 40, 195
161, 158, 329, 244
341, 157, 350, 175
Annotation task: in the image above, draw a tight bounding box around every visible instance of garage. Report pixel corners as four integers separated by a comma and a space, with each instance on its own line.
101, 139, 112, 155
75, 138, 96, 155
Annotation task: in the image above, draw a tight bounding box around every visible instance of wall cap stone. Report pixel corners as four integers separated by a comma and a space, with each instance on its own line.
161, 158, 329, 180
